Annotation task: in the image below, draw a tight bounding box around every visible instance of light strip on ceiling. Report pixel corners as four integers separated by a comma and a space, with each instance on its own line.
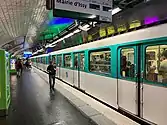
78, 24, 90, 31
111, 7, 122, 15
48, 28, 81, 47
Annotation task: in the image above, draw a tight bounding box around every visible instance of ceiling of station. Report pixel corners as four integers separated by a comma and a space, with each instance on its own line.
0, 0, 145, 55
114, 0, 144, 9
0, 0, 48, 53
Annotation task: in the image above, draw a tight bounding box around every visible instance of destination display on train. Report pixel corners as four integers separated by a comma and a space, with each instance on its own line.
55, 0, 112, 22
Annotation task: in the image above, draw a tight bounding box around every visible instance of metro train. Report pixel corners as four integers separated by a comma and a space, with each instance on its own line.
31, 23, 167, 125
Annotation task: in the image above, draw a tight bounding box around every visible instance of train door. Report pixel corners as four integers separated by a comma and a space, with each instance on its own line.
57, 55, 62, 78
52, 55, 56, 75
117, 45, 142, 116
49, 55, 52, 62
73, 53, 84, 88
142, 43, 167, 125
73, 53, 79, 87
52, 55, 56, 64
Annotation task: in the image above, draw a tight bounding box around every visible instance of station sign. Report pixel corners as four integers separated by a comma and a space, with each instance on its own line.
23, 51, 32, 58
53, 0, 112, 22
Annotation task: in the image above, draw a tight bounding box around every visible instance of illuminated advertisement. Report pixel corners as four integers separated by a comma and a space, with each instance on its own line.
10, 59, 16, 70
23, 51, 32, 58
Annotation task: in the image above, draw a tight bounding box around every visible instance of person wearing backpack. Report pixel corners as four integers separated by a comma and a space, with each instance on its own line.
47, 60, 56, 90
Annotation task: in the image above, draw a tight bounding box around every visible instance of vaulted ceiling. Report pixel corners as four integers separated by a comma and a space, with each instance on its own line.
0, 0, 48, 54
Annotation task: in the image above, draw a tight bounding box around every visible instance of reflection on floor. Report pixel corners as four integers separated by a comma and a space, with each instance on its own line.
0, 69, 95, 125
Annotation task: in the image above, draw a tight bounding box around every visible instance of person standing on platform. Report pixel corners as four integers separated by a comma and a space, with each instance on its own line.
47, 60, 56, 91
16, 59, 23, 77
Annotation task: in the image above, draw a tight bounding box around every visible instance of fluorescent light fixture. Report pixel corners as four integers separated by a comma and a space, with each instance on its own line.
112, 7, 122, 15
89, 22, 97, 27
89, 15, 96, 19
79, 24, 90, 31
38, 49, 43, 52
49, 29, 80, 47
57, 37, 64, 42
48, 44, 55, 48
82, 24, 90, 28
64, 33, 74, 38
145, 0, 151, 2
73, 29, 81, 34
46, 23, 91, 48
50, 37, 64, 46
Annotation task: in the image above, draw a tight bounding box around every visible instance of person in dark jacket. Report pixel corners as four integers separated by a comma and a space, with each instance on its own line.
15, 59, 23, 77
47, 61, 56, 90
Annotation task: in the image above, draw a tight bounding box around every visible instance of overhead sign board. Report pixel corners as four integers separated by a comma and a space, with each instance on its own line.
54, 0, 112, 22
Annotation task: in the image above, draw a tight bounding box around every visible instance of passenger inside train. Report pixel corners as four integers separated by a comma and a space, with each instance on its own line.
119, 45, 167, 83
89, 49, 111, 74
146, 45, 167, 83
159, 50, 167, 83
121, 48, 135, 78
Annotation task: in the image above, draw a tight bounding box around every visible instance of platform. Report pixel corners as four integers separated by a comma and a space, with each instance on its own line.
0, 69, 97, 125
32, 67, 139, 125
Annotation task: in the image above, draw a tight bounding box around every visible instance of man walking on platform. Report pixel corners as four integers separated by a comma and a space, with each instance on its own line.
47, 61, 56, 91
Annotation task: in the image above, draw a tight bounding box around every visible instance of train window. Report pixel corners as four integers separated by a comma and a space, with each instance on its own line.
40, 57, 42, 63
43, 57, 45, 64
57, 55, 62, 67
89, 49, 111, 74
120, 48, 135, 78
80, 53, 85, 70
74, 53, 85, 70
37, 58, 39, 63
52, 55, 56, 65
74, 54, 78, 69
145, 45, 167, 83
41, 57, 43, 63
43, 57, 46, 64
64, 54, 72, 68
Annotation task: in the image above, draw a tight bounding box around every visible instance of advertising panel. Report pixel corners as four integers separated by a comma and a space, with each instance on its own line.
10, 59, 16, 70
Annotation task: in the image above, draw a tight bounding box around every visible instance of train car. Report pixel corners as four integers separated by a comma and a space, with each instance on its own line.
31, 23, 167, 125
31, 54, 49, 71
